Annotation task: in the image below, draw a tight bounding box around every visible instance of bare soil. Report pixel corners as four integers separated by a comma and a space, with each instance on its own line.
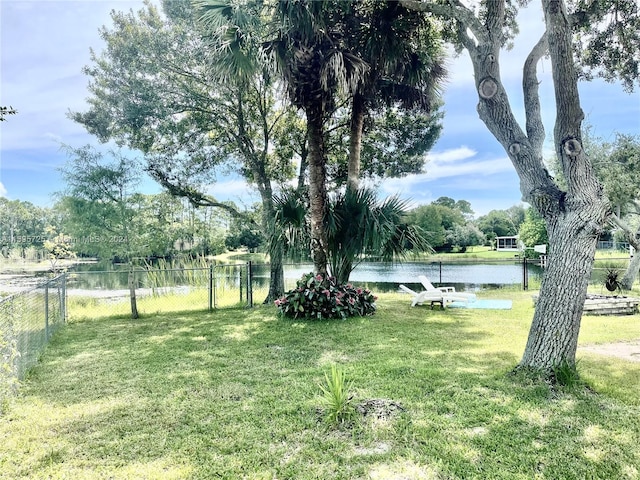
579, 340, 640, 362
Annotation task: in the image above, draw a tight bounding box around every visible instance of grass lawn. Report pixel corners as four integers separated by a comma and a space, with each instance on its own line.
1, 291, 639, 479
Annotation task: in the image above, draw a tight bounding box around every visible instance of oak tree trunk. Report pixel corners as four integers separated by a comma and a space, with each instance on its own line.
400, 0, 612, 371
447, 0, 608, 370
518, 0, 609, 369
611, 213, 640, 289
266, 237, 285, 303
235, 87, 286, 303
622, 252, 640, 290
250, 167, 285, 303
521, 217, 599, 367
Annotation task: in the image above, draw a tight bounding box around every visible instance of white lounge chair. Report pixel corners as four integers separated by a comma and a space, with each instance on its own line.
418, 275, 477, 304
398, 284, 446, 308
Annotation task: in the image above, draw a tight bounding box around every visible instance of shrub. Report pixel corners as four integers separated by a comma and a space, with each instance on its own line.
275, 273, 377, 319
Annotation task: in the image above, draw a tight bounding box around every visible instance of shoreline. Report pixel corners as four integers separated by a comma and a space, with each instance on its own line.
0, 258, 99, 275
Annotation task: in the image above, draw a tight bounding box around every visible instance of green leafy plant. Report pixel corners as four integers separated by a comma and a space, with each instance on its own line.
274, 273, 377, 319
551, 358, 581, 388
319, 365, 355, 426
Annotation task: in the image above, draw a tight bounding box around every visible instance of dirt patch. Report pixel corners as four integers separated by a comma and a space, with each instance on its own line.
356, 398, 405, 420
579, 340, 640, 362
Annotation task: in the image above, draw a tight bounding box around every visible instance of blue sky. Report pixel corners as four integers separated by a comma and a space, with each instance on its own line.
1, 1, 639, 217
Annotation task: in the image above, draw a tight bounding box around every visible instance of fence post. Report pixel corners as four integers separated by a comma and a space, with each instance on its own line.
214, 265, 218, 309
432, 261, 442, 283
128, 268, 139, 319
44, 282, 50, 340
522, 256, 529, 291
208, 264, 214, 311
60, 274, 66, 324
247, 261, 253, 308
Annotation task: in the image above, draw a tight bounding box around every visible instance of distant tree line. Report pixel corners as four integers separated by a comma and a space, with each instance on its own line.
0, 189, 546, 264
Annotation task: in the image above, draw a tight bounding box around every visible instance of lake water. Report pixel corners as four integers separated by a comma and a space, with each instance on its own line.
65, 259, 543, 292
267, 261, 542, 292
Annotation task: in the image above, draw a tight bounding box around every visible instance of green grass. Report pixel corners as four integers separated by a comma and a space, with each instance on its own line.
67, 286, 257, 322
1, 291, 639, 479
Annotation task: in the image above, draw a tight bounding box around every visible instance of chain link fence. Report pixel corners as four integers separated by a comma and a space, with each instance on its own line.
1, 275, 66, 411
66, 263, 261, 321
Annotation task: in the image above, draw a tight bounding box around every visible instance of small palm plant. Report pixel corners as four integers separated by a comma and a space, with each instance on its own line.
604, 267, 623, 294
319, 365, 355, 426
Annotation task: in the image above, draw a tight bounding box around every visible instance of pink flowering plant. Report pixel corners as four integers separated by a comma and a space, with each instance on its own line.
274, 272, 377, 320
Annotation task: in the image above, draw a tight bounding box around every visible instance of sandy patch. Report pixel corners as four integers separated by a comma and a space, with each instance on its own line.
579, 340, 640, 362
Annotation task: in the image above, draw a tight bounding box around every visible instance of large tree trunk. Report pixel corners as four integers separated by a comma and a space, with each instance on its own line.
622, 250, 640, 290
261, 195, 285, 303
305, 103, 329, 276
347, 92, 366, 191
260, 170, 284, 304
250, 162, 285, 303
399, 0, 617, 370
236, 86, 286, 303
266, 237, 285, 302
400, 0, 611, 371
517, 0, 610, 369
521, 217, 599, 367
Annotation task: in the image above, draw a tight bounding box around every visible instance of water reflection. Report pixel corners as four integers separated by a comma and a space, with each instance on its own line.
264, 261, 542, 293
66, 260, 542, 293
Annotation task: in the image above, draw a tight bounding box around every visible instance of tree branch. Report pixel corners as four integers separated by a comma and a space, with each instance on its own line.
523, 31, 548, 152
485, 0, 505, 46
609, 212, 640, 250
400, 0, 489, 45
148, 165, 259, 227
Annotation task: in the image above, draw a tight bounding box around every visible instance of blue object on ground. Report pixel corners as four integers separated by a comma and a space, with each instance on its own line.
448, 299, 512, 309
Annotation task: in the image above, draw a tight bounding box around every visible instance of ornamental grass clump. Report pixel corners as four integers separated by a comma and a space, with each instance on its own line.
318, 364, 355, 426
275, 273, 377, 319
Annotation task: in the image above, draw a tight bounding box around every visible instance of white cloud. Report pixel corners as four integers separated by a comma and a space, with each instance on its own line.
428, 156, 512, 181
0, 181, 7, 197
426, 146, 477, 163
379, 147, 514, 198
44, 132, 64, 144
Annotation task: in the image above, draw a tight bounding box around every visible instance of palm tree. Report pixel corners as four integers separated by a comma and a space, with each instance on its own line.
265, 0, 368, 275
275, 186, 431, 285
327, 187, 431, 284
345, 1, 447, 190
196, 0, 440, 277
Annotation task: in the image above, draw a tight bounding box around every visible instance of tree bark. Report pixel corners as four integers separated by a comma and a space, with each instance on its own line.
253, 176, 285, 303
622, 249, 640, 290
347, 92, 366, 191
128, 267, 139, 319
305, 103, 329, 276
521, 216, 598, 367
518, 0, 609, 369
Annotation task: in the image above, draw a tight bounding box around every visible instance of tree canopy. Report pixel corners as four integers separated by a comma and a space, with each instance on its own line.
72, 0, 445, 296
